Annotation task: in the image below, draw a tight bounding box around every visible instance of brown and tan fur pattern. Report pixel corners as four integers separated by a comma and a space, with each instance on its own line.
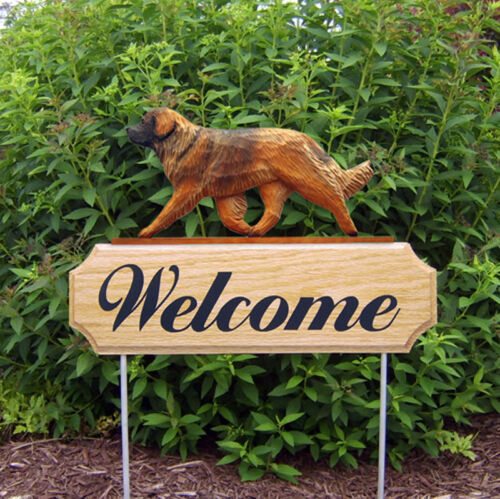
126, 108, 373, 238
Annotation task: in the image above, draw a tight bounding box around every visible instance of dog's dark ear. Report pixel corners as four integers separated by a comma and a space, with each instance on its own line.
154, 119, 177, 142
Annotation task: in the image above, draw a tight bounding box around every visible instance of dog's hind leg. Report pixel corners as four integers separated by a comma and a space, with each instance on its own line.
139, 183, 203, 238
216, 193, 252, 235
324, 197, 358, 236
248, 181, 292, 236
294, 180, 359, 236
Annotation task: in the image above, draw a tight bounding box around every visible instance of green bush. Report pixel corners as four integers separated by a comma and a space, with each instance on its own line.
0, 0, 498, 482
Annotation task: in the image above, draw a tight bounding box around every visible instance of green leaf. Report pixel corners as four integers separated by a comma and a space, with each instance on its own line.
443, 114, 476, 133
132, 377, 147, 399
162, 78, 180, 87
115, 217, 137, 230
83, 213, 100, 235
272, 463, 302, 483
425, 90, 446, 113
65, 208, 100, 220
82, 187, 96, 206
281, 431, 294, 446
179, 414, 200, 424
341, 452, 358, 468
280, 412, 304, 426
143, 413, 169, 426
282, 210, 306, 226
304, 386, 318, 401
239, 462, 265, 482
214, 372, 232, 398
383, 175, 396, 190
10, 268, 32, 278
363, 198, 386, 217
217, 454, 240, 465
10, 316, 23, 334
218, 440, 245, 452
252, 413, 277, 431
360, 88, 371, 102
101, 361, 119, 385
397, 411, 413, 429
153, 379, 168, 401
286, 375, 303, 389
235, 368, 254, 383
185, 213, 198, 237
61, 98, 79, 112
231, 114, 266, 125
76, 352, 97, 377
146, 356, 171, 372
89, 161, 106, 173
420, 377, 435, 397
289, 431, 313, 445
342, 53, 364, 68
48, 296, 61, 318
202, 62, 230, 72
462, 170, 474, 189
161, 427, 178, 446
21, 276, 50, 293
255, 422, 277, 432
240, 381, 259, 405
265, 46, 278, 58
268, 383, 293, 397
373, 41, 387, 56
372, 78, 400, 87
148, 188, 172, 205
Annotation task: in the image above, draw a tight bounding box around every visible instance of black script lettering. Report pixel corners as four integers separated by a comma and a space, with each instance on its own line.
284, 296, 360, 331
331, 297, 360, 331
249, 296, 289, 331
98, 264, 179, 331
190, 272, 232, 331
99, 264, 401, 335
359, 295, 400, 331
161, 296, 197, 332
216, 297, 251, 331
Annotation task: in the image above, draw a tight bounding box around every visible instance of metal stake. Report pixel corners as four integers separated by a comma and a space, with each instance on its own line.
377, 353, 388, 499
120, 355, 130, 499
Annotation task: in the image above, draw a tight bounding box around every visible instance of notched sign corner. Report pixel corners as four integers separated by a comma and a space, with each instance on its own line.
69, 249, 106, 355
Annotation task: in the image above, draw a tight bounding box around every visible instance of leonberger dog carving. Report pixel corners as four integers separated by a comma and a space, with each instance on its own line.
127, 108, 373, 238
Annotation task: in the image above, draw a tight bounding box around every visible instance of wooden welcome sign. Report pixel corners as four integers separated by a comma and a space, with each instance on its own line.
69, 111, 438, 499
69, 238, 437, 355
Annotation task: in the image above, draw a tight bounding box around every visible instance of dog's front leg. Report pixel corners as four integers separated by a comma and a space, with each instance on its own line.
139, 183, 203, 238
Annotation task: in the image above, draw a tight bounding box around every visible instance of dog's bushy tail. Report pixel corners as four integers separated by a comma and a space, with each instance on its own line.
342, 160, 373, 199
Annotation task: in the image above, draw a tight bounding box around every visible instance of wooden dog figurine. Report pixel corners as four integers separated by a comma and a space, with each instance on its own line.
127, 108, 373, 237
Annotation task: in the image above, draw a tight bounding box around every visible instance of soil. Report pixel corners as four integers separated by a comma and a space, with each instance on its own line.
0, 414, 498, 499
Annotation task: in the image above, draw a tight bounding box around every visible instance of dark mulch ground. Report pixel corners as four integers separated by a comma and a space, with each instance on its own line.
0, 414, 498, 498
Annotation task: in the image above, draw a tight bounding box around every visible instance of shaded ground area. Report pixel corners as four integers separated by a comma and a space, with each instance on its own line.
0, 414, 498, 498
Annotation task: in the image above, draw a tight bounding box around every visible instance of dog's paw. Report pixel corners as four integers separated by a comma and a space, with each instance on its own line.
138, 226, 155, 238
247, 227, 265, 237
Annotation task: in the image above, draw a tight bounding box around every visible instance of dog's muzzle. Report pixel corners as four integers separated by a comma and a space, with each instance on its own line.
127, 124, 153, 148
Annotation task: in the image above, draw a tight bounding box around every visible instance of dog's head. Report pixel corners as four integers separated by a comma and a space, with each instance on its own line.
127, 108, 180, 149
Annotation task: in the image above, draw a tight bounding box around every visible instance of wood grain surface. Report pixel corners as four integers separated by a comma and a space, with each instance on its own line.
69, 241, 436, 355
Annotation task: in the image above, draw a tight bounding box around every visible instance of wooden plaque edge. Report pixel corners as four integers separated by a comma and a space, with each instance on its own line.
69, 245, 102, 353
399, 244, 438, 352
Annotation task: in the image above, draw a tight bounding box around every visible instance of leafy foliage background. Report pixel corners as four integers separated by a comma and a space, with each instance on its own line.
0, 0, 498, 481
